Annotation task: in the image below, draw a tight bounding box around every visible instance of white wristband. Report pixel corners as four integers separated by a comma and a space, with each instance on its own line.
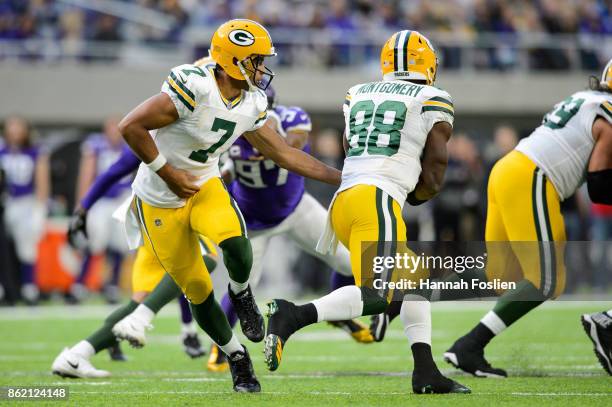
146, 154, 167, 173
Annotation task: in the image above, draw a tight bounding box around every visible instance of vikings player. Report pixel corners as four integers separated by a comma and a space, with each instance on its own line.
70, 116, 132, 304
0, 116, 49, 305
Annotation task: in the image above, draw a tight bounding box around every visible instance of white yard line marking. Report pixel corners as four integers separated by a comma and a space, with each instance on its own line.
68, 390, 612, 397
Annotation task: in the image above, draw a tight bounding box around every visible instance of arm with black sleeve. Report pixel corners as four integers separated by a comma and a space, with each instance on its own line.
68, 147, 141, 248
587, 116, 612, 204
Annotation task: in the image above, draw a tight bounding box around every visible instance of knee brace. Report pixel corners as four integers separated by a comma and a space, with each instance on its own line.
219, 236, 253, 284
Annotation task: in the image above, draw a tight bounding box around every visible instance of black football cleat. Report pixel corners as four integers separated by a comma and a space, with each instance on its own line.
444, 336, 507, 378
182, 333, 206, 359
370, 312, 389, 342
228, 346, 261, 393
107, 342, 127, 361
228, 284, 264, 343
581, 312, 612, 375
412, 370, 471, 394
264, 299, 301, 371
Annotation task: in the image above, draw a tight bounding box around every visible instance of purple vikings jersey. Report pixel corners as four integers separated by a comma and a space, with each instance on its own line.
83, 134, 132, 199
229, 105, 312, 230
0, 145, 39, 197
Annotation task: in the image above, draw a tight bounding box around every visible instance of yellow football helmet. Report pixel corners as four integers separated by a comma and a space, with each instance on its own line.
209, 19, 276, 90
380, 30, 438, 85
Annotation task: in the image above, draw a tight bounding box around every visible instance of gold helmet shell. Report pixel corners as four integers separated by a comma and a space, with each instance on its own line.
209, 19, 276, 90
380, 30, 438, 85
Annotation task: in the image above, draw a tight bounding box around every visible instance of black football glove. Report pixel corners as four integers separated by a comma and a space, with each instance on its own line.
67, 207, 88, 250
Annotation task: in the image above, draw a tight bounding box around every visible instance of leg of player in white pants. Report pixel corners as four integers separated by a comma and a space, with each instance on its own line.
4, 196, 45, 302
286, 193, 352, 277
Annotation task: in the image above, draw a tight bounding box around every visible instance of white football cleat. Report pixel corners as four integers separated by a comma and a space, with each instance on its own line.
52, 348, 110, 378
112, 314, 152, 348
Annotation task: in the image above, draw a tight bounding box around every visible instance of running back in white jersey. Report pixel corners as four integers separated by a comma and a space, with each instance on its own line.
132, 60, 268, 208
340, 80, 454, 205
516, 90, 612, 200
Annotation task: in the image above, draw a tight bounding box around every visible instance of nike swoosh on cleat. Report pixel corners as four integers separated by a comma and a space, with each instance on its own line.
67, 360, 79, 369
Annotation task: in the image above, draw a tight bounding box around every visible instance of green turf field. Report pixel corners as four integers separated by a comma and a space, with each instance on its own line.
0, 301, 610, 406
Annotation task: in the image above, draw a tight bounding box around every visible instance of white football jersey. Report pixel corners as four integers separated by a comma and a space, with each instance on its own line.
339, 80, 454, 205
132, 60, 268, 208
516, 90, 612, 200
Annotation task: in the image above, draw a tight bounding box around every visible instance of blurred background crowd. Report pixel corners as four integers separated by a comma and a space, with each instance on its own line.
0, 0, 611, 69
0, 0, 611, 306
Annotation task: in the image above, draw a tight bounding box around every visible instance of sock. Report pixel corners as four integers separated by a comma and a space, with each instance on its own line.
71, 340, 95, 359
76, 254, 92, 284
386, 300, 402, 323
411, 343, 438, 374
142, 273, 181, 313
86, 300, 138, 353
491, 280, 546, 327
132, 304, 155, 325
178, 295, 192, 324
220, 292, 238, 328
218, 333, 243, 356
330, 272, 354, 290
229, 279, 248, 295
400, 296, 431, 345
181, 321, 197, 335
107, 250, 123, 286
189, 292, 234, 349
220, 236, 253, 294
311, 285, 363, 322
466, 321, 497, 348
20, 263, 34, 284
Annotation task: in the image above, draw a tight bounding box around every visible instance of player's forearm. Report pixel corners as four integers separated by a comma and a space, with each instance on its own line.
416, 167, 445, 200
119, 120, 161, 165
277, 148, 341, 186
81, 151, 140, 210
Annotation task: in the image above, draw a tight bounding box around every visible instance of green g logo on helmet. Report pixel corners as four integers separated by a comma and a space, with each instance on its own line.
228, 29, 255, 47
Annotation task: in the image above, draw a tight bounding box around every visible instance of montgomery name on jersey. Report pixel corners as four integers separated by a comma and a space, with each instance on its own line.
516, 90, 612, 200
340, 81, 453, 207
228, 104, 312, 230
132, 60, 268, 208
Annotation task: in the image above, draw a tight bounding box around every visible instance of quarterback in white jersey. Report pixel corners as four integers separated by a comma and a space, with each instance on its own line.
131, 60, 269, 208
115, 19, 340, 393
444, 60, 612, 379
264, 30, 470, 395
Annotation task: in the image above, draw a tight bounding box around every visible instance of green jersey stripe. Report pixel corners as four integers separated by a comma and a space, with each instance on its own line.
428, 96, 454, 107
422, 105, 454, 116
169, 72, 196, 100
167, 81, 195, 112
